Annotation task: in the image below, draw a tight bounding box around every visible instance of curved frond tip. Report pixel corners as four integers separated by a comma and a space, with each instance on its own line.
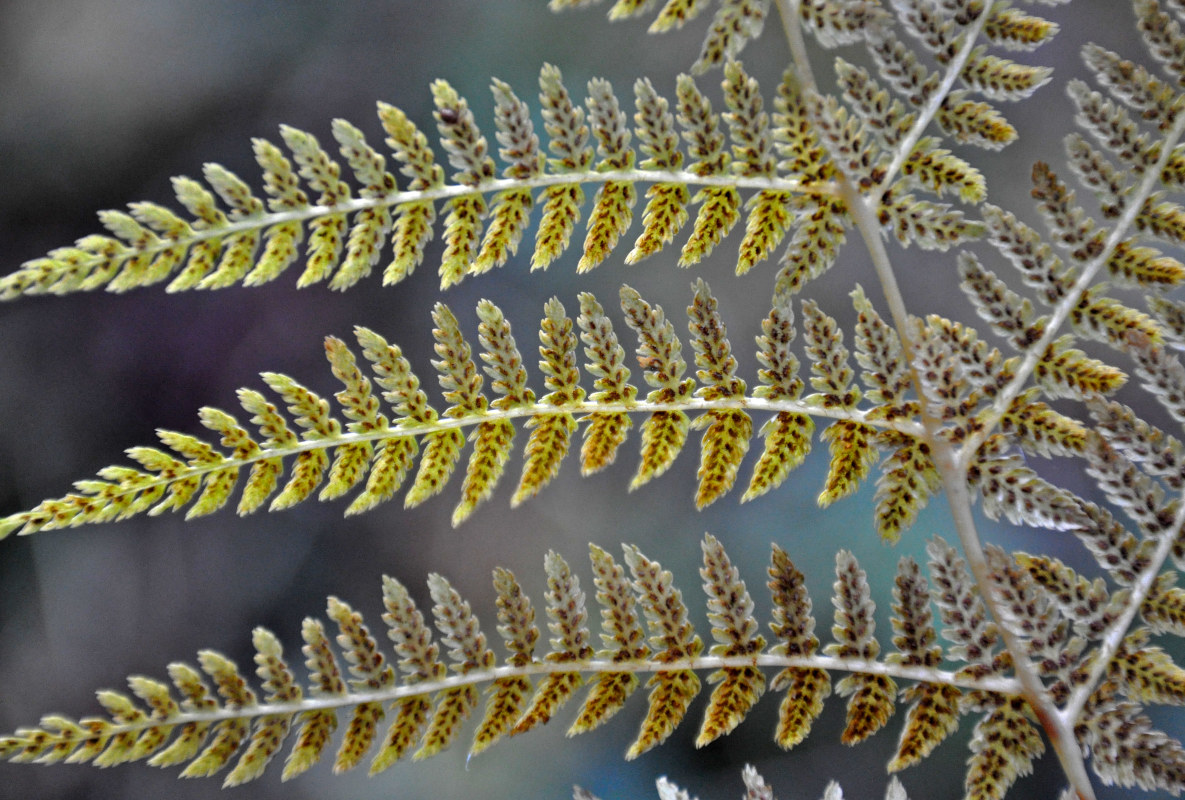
0, 535, 1020, 788
5, 254, 1140, 542
0, 282, 922, 539
1, 39, 1043, 303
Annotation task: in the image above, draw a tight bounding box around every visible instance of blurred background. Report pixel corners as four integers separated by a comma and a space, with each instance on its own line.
0, 1, 1168, 799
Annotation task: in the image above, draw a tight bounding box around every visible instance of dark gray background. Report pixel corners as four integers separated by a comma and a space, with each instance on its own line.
0, 2, 1168, 799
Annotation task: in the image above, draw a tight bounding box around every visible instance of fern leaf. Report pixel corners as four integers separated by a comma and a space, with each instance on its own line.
1106, 238, 1185, 287
886, 558, 961, 772
881, 186, 986, 250
469, 568, 538, 759
370, 577, 444, 773
579, 78, 637, 273
851, 285, 913, 418
514, 552, 593, 735
259, 373, 338, 510
800, 0, 888, 48
723, 61, 793, 274
1085, 42, 1178, 129
743, 300, 814, 501
326, 597, 396, 772
624, 543, 703, 759
1034, 334, 1127, 400
1000, 393, 1087, 459
328, 120, 397, 290
223, 629, 300, 785
771, 70, 847, 294
1073, 288, 1164, 350
965, 696, 1044, 800
569, 545, 649, 735
627, 78, 690, 264
693, 0, 770, 75
903, 137, 987, 202
182, 651, 256, 778
415, 574, 496, 760
675, 74, 742, 268
1013, 554, 1118, 639
983, 5, 1059, 52
836, 58, 915, 152
1084, 432, 1176, 537
1081, 682, 1185, 795
936, 92, 1017, 149
767, 544, 830, 749
874, 436, 939, 543
1142, 573, 1185, 636
695, 534, 766, 747
827, 551, 896, 744
620, 286, 694, 490
576, 292, 638, 475
688, 280, 752, 507
970, 435, 1088, 532
961, 48, 1052, 102
981, 203, 1073, 304
1110, 630, 1185, 705
514, 299, 583, 505
927, 536, 1000, 672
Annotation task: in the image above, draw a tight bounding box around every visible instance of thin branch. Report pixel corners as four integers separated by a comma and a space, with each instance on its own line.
1061, 494, 1185, 725
959, 105, 1185, 472
775, 0, 819, 96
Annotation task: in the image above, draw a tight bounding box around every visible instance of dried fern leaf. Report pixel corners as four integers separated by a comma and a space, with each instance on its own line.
620, 286, 695, 491
624, 543, 704, 759
568, 544, 649, 735
470, 568, 538, 758
766, 544, 825, 743
743, 300, 814, 502
513, 552, 592, 735
827, 551, 896, 744
696, 534, 766, 746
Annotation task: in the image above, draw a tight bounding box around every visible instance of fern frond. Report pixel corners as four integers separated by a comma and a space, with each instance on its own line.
11, 526, 1181, 795
2, 20, 1064, 302
9, 276, 1014, 543
886, 557, 961, 772
623, 542, 704, 758
767, 543, 829, 750
827, 550, 896, 744
1, 534, 1044, 788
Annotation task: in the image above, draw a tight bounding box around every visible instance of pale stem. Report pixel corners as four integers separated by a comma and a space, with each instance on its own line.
774, 0, 818, 96
3, 653, 1021, 739
958, 102, 1185, 472
827, 6, 1099, 798
1061, 491, 1185, 725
